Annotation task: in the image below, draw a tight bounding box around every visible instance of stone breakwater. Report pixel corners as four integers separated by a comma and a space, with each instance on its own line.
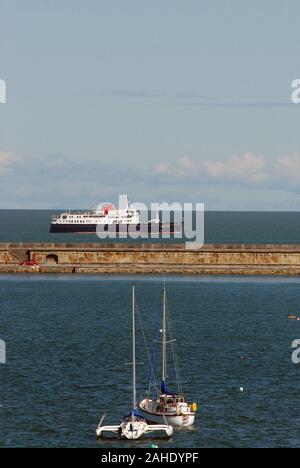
1, 243, 300, 275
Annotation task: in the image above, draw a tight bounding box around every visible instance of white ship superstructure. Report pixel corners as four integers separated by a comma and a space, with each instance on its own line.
53, 204, 141, 226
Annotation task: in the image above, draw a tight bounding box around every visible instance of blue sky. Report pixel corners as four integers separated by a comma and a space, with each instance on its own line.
1, 0, 300, 209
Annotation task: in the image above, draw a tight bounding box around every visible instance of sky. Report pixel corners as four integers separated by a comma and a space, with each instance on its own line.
1, 0, 300, 209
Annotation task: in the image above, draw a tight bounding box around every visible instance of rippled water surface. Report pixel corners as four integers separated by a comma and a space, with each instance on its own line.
0, 275, 299, 448
1, 210, 300, 243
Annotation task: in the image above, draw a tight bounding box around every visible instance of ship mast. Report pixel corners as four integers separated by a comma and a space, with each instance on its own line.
132, 283, 137, 411
162, 286, 167, 383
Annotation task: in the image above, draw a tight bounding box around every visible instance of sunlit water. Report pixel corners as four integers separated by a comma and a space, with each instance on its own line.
0, 275, 299, 448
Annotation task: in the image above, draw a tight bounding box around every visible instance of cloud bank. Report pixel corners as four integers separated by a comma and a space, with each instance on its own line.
2, 148, 300, 209
154, 152, 300, 188
154, 156, 198, 177
203, 153, 268, 183
0, 151, 15, 175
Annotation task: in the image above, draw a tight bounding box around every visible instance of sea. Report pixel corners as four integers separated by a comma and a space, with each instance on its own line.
0, 209, 300, 244
0, 211, 300, 448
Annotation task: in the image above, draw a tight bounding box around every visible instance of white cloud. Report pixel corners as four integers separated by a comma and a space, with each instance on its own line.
154, 153, 270, 184
203, 153, 268, 183
274, 154, 300, 182
0, 151, 15, 175
154, 155, 198, 177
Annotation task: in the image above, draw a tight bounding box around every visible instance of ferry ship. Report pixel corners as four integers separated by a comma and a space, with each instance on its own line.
50, 195, 181, 235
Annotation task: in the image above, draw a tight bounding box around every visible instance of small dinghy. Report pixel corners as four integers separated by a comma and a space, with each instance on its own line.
96, 284, 173, 441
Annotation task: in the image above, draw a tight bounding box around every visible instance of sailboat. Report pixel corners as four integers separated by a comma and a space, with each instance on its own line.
138, 286, 197, 427
96, 284, 173, 440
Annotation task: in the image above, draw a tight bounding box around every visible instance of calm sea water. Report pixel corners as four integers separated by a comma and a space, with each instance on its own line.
0, 275, 300, 448
1, 210, 300, 243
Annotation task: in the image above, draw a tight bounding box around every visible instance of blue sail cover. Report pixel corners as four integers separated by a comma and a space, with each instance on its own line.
161, 380, 172, 395
124, 409, 145, 419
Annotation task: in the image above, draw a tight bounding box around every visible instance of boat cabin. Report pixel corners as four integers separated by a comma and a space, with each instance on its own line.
158, 394, 186, 410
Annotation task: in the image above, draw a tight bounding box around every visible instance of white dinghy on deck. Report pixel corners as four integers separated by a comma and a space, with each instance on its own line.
96, 284, 173, 441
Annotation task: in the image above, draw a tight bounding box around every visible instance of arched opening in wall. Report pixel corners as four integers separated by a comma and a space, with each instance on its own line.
46, 254, 59, 264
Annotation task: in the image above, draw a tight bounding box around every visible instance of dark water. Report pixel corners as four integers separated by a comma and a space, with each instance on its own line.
1, 210, 300, 244
0, 275, 299, 448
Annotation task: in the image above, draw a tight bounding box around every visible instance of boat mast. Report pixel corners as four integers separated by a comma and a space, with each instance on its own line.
132, 283, 136, 411
162, 286, 167, 383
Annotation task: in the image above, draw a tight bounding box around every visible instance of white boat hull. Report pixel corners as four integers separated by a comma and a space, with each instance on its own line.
138, 403, 195, 427
96, 419, 173, 440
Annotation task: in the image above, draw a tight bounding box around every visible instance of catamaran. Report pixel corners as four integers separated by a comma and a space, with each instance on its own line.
138, 286, 197, 427
96, 284, 173, 440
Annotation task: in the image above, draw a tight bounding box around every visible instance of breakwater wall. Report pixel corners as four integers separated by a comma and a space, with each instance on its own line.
1, 243, 300, 275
